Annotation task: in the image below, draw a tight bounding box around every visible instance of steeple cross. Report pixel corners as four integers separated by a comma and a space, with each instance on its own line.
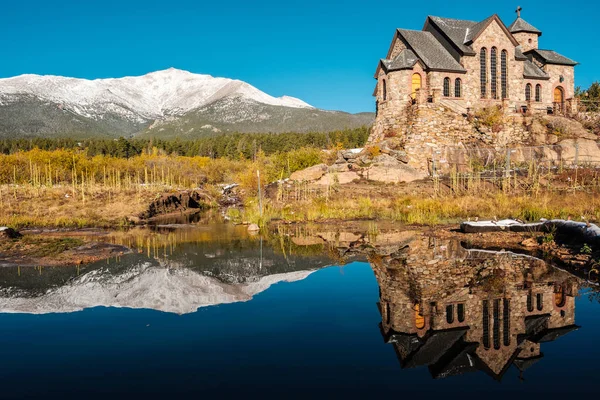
516, 6, 522, 18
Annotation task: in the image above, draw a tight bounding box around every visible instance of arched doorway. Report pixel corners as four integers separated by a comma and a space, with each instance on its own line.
414, 303, 425, 329
411, 73, 422, 100
554, 86, 564, 103
554, 86, 565, 114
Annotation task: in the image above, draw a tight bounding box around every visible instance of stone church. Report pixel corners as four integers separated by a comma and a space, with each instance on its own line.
373, 8, 578, 141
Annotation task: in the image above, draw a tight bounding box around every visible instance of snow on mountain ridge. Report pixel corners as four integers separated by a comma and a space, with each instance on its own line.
0, 68, 314, 121
0, 262, 316, 315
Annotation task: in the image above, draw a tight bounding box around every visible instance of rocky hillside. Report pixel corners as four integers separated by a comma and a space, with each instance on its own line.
0, 68, 374, 139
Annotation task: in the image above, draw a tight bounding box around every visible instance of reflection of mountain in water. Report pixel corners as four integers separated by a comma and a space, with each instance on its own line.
370, 236, 580, 381
0, 238, 331, 315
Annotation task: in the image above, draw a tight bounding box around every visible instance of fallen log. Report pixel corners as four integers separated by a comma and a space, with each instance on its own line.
460, 219, 600, 246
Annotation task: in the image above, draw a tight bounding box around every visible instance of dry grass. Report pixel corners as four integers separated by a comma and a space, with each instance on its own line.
235, 191, 600, 226
0, 185, 164, 228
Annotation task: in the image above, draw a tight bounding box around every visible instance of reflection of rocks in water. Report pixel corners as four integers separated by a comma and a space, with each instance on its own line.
371, 235, 580, 381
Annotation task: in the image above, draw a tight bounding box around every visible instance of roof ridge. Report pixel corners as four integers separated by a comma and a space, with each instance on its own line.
428, 15, 478, 24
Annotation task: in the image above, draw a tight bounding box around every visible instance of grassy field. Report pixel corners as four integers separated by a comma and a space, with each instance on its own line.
2, 148, 600, 229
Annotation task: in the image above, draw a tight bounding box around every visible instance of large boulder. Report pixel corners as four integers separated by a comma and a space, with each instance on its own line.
365, 163, 428, 184
558, 138, 600, 163
315, 171, 361, 186
290, 164, 328, 181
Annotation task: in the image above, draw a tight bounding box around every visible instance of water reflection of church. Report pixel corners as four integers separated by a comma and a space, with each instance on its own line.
371, 239, 580, 381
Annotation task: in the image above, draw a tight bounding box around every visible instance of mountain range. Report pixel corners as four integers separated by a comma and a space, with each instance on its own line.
0, 68, 374, 139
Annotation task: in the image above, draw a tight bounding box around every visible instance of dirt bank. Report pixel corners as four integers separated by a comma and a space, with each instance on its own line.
0, 232, 130, 267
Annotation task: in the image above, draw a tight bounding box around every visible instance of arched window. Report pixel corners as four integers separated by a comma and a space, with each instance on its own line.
536, 293, 543, 311
382, 79, 387, 101
493, 299, 501, 350
411, 73, 422, 100
480, 48, 487, 98
455, 78, 462, 98
501, 50, 508, 99
535, 84, 542, 102
482, 300, 490, 349
446, 304, 454, 323
503, 299, 511, 346
527, 291, 534, 312
443, 77, 451, 97
491, 47, 498, 99
555, 285, 566, 307
525, 83, 532, 101
457, 303, 465, 323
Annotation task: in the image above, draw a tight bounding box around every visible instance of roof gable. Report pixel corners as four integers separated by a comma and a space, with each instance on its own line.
464, 15, 520, 47
396, 29, 466, 72
425, 16, 477, 56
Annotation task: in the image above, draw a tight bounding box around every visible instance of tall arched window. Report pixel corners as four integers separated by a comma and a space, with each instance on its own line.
490, 47, 498, 99
443, 77, 451, 97
527, 291, 534, 312
525, 83, 532, 101
536, 293, 544, 311
455, 78, 462, 98
480, 48, 487, 98
503, 299, 511, 346
501, 50, 508, 99
493, 299, 501, 350
482, 300, 490, 349
382, 79, 387, 101
457, 303, 465, 323
535, 84, 541, 102
446, 304, 454, 323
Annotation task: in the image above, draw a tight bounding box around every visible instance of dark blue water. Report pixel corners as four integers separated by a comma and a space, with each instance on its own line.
0, 228, 598, 399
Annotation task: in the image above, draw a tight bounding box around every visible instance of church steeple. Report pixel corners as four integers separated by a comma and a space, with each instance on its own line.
509, 7, 541, 52
509, 6, 542, 36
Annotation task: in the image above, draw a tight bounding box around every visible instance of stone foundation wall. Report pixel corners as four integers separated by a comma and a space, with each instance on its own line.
373, 102, 532, 172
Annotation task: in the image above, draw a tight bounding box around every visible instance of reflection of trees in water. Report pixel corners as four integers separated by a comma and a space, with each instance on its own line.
0, 229, 336, 297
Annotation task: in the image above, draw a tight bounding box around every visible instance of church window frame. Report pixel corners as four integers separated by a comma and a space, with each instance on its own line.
526, 83, 532, 102
443, 77, 451, 97
535, 84, 542, 102
490, 47, 498, 99
501, 50, 508, 99
480, 48, 488, 99
454, 78, 462, 98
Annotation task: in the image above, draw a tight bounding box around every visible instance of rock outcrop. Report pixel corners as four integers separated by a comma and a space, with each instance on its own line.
289, 164, 328, 181
0, 227, 21, 240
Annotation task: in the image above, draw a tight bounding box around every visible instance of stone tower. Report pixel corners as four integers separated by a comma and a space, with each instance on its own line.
508, 6, 542, 52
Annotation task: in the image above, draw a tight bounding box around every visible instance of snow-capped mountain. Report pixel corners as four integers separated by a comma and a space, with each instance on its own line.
0, 68, 374, 138
0, 68, 312, 121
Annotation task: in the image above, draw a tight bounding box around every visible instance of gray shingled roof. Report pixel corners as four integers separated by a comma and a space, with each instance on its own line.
382, 49, 419, 71
509, 17, 542, 35
527, 49, 578, 66
515, 46, 528, 61
397, 29, 466, 72
427, 16, 478, 55
523, 59, 550, 79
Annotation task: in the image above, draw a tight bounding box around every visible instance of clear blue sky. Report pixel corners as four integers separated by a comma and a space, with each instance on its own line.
0, 0, 595, 113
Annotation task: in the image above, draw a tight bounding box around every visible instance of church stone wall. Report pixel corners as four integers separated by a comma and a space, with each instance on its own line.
513, 32, 539, 52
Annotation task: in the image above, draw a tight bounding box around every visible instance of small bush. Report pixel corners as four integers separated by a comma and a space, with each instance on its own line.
474, 106, 504, 129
